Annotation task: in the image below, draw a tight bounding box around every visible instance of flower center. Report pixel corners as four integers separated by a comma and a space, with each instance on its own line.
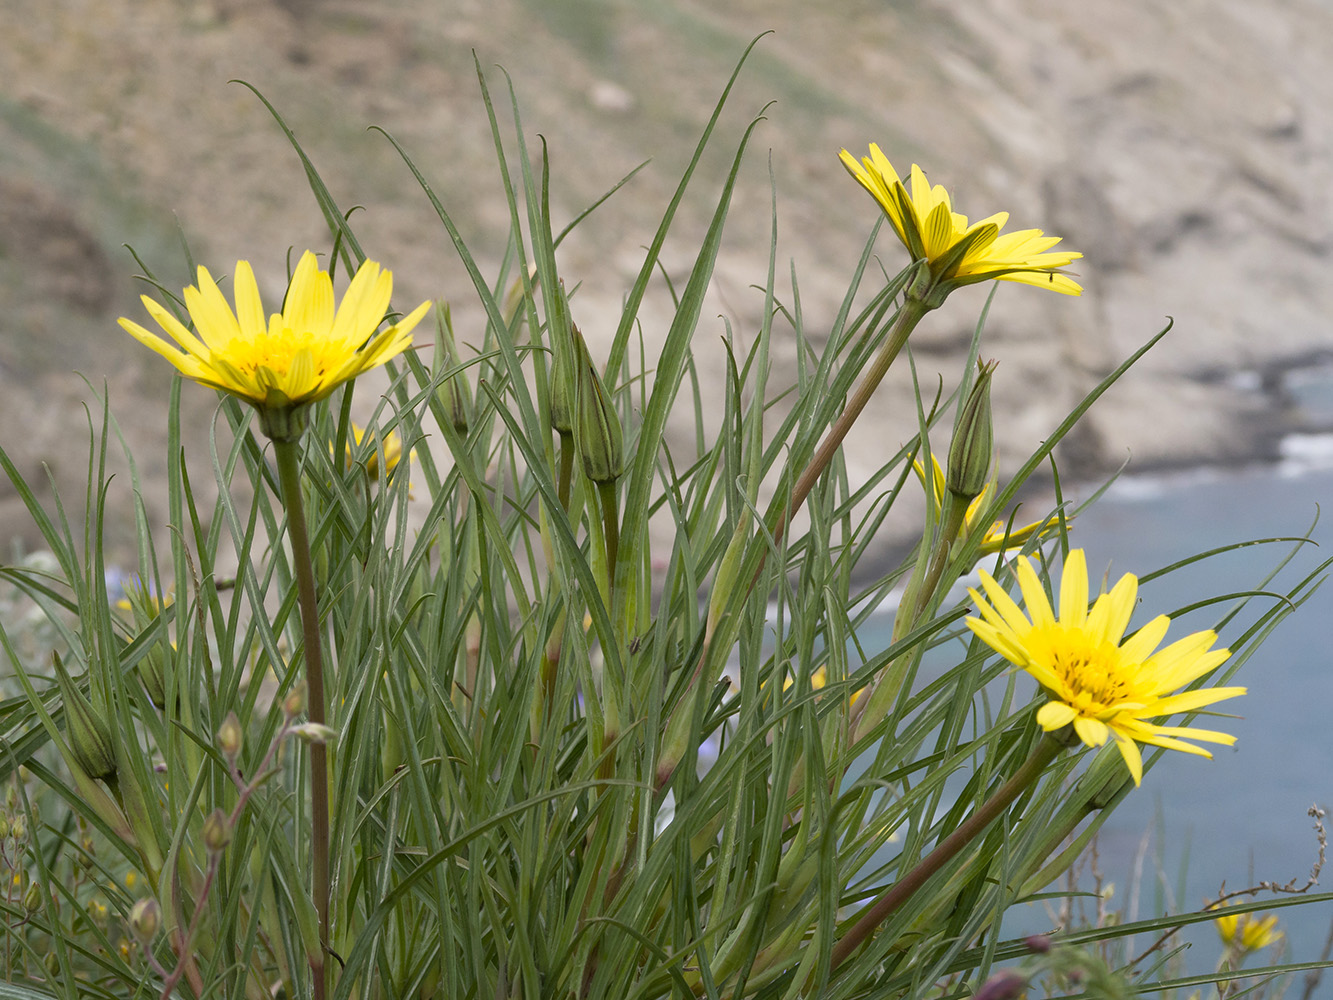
1031, 626, 1136, 713
223, 327, 329, 378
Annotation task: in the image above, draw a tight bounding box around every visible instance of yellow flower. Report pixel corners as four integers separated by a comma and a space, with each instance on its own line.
1215, 903, 1282, 953
912, 455, 1060, 558
343, 423, 407, 480
839, 145, 1082, 296
966, 549, 1243, 785
119, 251, 430, 440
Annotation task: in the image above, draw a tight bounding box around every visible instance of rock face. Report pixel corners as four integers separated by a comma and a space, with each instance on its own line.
3, 0, 1333, 556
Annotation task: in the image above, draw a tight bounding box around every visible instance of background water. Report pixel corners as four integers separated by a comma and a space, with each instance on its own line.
993, 445, 1333, 987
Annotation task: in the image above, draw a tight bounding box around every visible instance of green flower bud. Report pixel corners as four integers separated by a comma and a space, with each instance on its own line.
216, 712, 242, 760
119, 579, 174, 709
52, 653, 117, 783
137, 645, 169, 710
291, 722, 339, 746
128, 897, 161, 943
85, 898, 109, 928
434, 302, 472, 434
23, 880, 42, 914
575, 334, 624, 485
549, 322, 578, 435
946, 360, 997, 501
283, 680, 308, 719
9, 816, 24, 840
202, 808, 231, 853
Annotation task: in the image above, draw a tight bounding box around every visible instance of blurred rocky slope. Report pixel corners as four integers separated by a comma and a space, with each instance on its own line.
3, 0, 1332, 558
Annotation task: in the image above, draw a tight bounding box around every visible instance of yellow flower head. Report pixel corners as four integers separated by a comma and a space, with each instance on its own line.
119, 251, 431, 440
840, 145, 1082, 296
912, 455, 1061, 558
1215, 903, 1282, 954
966, 549, 1243, 785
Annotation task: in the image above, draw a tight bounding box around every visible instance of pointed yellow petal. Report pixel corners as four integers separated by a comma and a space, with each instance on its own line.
1059, 549, 1088, 629
1073, 715, 1109, 748
1036, 700, 1076, 731
1015, 557, 1055, 629
232, 260, 267, 339
1113, 731, 1144, 786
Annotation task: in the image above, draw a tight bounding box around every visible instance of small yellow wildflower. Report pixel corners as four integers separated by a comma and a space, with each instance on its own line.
342, 423, 407, 480
119, 251, 430, 440
840, 145, 1082, 296
966, 549, 1244, 785
913, 455, 1061, 558
1215, 903, 1282, 954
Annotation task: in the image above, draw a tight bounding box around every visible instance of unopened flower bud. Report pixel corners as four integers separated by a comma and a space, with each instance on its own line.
86, 898, 109, 928
128, 897, 161, 943
283, 680, 308, 719
1024, 934, 1052, 954
434, 302, 472, 434
575, 334, 624, 484
947, 360, 996, 501
53, 653, 118, 783
138, 642, 170, 710
291, 722, 339, 746
202, 808, 231, 852
217, 712, 242, 760
23, 880, 42, 914
549, 323, 578, 435
9, 816, 24, 840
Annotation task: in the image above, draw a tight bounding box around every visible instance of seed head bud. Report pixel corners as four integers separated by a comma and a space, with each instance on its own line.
216, 712, 243, 760
575, 334, 624, 484
947, 360, 997, 501
128, 897, 161, 943
203, 808, 231, 853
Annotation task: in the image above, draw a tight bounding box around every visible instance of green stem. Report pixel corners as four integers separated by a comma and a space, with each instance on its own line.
829, 732, 1065, 971
657, 297, 934, 798
771, 296, 932, 549
274, 439, 331, 1000
850, 490, 970, 740
598, 480, 620, 602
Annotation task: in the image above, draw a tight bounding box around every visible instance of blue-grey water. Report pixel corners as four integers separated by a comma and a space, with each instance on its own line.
997, 444, 1333, 988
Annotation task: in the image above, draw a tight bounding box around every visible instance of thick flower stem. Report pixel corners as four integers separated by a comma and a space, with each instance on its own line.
772, 296, 932, 549
829, 732, 1064, 971
275, 439, 331, 1000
